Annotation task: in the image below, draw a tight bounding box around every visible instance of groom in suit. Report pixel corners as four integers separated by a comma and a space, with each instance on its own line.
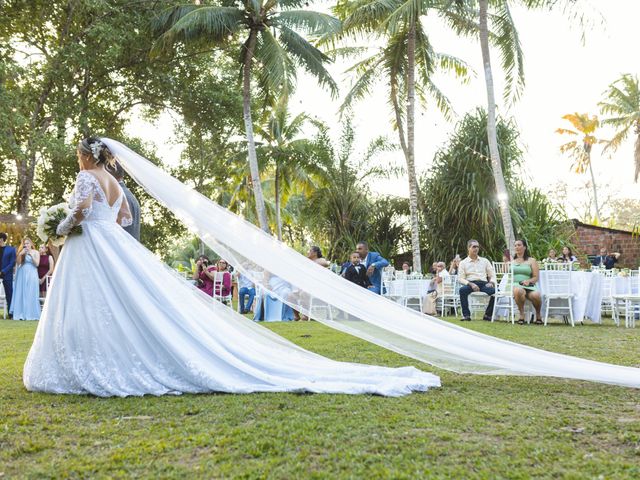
356, 241, 389, 294
0, 232, 16, 317
107, 161, 141, 240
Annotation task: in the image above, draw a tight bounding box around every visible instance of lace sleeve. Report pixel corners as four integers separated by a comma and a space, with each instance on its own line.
56, 171, 97, 236
117, 193, 133, 227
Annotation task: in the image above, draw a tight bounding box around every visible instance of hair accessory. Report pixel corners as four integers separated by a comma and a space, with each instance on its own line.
90, 141, 104, 162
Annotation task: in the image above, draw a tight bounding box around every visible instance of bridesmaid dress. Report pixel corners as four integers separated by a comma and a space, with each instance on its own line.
10, 253, 41, 320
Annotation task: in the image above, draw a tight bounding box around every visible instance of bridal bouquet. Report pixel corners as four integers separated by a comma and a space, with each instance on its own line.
36, 203, 82, 246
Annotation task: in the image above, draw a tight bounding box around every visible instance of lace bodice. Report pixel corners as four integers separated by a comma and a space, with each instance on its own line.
57, 171, 132, 235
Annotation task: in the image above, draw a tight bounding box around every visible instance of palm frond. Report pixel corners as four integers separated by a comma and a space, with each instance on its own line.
275, 10, 342, 37
382, 0, 422, 36
153, 6, 244, 54
254, 29, 296, 102
340, 63, 381, 114
489, 2, 525, 103
341, 0, 399, 34
277, 25, 339, 98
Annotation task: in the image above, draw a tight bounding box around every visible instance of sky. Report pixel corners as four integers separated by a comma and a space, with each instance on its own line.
128, 0, 640, 220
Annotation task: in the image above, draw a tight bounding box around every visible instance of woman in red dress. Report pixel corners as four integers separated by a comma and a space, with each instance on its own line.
37, 244, 55, 296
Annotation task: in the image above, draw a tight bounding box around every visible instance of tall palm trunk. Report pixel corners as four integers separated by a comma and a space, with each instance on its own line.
242, 30, 270, 233
479, 0, 515, 253
275, 163, 283, 241
585, 148, 601, 222
634, 123, 640, 182
405, 22, 422, 273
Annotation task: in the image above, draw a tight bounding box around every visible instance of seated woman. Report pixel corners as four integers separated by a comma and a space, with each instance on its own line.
511, 239, 542, 325
542, 248, 559, 263
401, 261, 411, 275
193, 255, 216, 296
559, 246, 578, 264
213, 259, 232, 304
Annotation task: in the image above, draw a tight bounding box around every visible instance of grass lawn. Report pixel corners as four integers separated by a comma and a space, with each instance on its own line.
1, 317, 639, 479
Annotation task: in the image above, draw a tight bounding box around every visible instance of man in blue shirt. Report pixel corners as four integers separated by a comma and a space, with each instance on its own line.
591, 247, 620, 270
356, 241, 389, 295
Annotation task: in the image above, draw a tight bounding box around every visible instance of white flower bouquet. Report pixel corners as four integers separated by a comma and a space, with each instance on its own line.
36, 203, 83, 246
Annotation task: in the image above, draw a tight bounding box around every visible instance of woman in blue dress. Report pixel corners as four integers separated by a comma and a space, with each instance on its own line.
10, 237, 41, 320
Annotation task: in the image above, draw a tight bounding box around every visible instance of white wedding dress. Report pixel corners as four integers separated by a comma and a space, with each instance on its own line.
23, 171, 440, 397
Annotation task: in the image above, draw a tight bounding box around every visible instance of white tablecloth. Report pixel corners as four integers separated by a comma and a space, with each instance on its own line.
387, 279, 432, 299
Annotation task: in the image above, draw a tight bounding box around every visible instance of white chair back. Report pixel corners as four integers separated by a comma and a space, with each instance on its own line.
213, 271, 233, 305
382, 271, 396, 298
492, 262, 510, 281
404, 279, 424, 297
402, 279, 425, 311
543, 262, 573, 271
441, 275, 457, 296
395, 271, 407, 280
545, 268, 572, 296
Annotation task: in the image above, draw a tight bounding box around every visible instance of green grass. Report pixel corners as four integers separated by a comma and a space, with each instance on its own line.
1, 317, 639, 479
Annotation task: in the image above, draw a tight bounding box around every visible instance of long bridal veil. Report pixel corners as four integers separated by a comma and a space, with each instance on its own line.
101, 138, 640, 388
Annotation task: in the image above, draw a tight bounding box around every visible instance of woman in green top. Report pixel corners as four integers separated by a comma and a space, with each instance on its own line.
512, 239, 543, 324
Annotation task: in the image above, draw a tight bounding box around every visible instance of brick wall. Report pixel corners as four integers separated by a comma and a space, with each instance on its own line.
572, 219, 640, 268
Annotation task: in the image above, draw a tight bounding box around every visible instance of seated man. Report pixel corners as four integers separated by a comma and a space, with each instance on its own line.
457, 239, 496, 322
237, 272, 256, 314
344, 252, 372, 289
356, 241, 389, 295
591, 247, 620, 270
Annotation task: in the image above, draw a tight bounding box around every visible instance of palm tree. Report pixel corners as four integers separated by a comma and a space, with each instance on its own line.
556, 113, 607, 223
446, 0, 576, 252
255, 103, 319, 241
339, 0, 469, 272
477, 0, 518, 253
599, 73, 640, 181
152, 1, 340, 233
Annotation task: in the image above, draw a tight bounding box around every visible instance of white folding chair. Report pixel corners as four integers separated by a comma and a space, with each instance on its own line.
0, 283, 7, 319
469, 292, 489, 319
381, 271, 395, 299
403, 279, 424, 311
213, 272, 233, 306
491, 265, 516, 324
611, 270, 640, 328
600, 271, 616, 322
308, 296, 335, 321
542, 263, 575, 326
438, 275, 460, 317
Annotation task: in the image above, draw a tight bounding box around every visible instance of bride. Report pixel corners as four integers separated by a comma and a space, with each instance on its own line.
22, 138, 440, 397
